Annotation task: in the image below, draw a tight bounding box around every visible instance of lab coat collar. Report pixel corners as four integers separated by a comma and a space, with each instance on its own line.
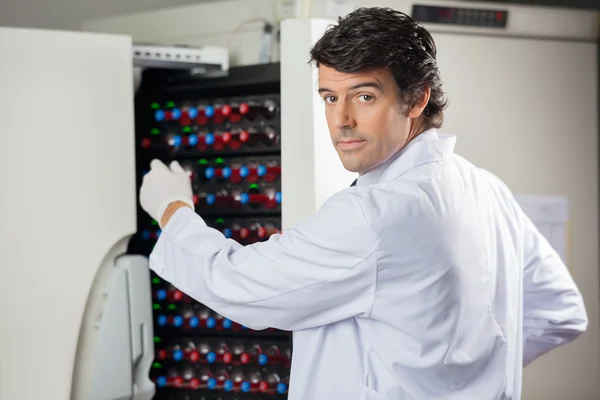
356, 128, 456, 186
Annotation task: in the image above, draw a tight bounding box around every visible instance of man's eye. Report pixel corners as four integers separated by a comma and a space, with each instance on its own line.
359, 95, 373, 102
324, 96, 336, 103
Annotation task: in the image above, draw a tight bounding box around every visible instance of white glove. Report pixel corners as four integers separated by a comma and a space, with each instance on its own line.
139, 159, 194, 226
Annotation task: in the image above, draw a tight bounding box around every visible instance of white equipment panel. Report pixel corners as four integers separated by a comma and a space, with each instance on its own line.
0, 27, 153, 400
280, 19, 357, 229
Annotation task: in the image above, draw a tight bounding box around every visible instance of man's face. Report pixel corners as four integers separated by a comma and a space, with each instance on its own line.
318, 65, 409, 175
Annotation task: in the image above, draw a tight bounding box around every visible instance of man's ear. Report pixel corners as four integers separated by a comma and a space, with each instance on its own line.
408, 87, 431, 119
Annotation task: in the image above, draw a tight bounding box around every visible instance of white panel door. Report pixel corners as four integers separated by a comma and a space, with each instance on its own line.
0, 27, 136, 400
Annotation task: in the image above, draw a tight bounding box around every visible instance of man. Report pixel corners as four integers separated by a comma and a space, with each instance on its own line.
140, 7, 587, 400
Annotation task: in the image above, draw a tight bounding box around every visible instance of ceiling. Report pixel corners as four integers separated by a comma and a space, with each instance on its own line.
0, 0, 213, 30
0, 0, 597, 31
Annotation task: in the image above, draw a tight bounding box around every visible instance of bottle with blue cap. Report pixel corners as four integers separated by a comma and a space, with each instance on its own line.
156, 314, 168, 327
221, 166, 232, 179
204, 167, 215, 180
223, 379, 234, 391
155, 289, 167, 301
187, 107, 198, 119
187, 134, 198, 146
172, 348, 184, 362
206, 376, 217, 390
154, 109, 165, 122
204, 132, 215, 146
155, 375, 168, 388
277, 380, 289, 394
222, 318, 233, 329
206, 350, 217, 363
172, 315, 184, 328
257, 164, 267, 177
239, 165, 249, 179
201, 192, 216, 206
168, 134, 182, 147
240, 380, 252, 392
204, 105, 215, 118
170, 108, 181, 120
206, 315, 217, 329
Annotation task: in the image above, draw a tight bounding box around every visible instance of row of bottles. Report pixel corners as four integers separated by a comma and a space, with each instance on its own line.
141, 218, 281, 243
139, 167, 281, 213
140, 128, 280, 151
151, 98, 278, 125
153, 305, 276, 333
152, 365, 289, 395
154, 311, 241, 331
182, 158, 281, 184
194, 187, 281, 212
151, 284, 281, 334
156, 341, 290, 367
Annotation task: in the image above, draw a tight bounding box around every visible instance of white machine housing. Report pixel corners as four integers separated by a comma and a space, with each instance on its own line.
0, 28, 154, 400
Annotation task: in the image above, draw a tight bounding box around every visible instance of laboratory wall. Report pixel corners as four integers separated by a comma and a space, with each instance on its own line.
83, 1, 600, 399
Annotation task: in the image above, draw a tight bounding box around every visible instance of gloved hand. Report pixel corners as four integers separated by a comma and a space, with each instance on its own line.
139, 159, 194, 226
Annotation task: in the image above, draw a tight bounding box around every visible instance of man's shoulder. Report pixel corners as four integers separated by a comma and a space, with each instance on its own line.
346, 179, 424, 221
471, 165, 516, 201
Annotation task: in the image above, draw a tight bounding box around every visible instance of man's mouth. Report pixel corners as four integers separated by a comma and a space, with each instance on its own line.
338, 139, 367, 150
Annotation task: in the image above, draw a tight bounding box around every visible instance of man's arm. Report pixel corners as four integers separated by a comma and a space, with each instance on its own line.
149, 190, 378, 331
519, 208, 588, 366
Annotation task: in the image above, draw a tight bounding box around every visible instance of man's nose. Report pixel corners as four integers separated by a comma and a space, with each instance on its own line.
333, 102, 356, 130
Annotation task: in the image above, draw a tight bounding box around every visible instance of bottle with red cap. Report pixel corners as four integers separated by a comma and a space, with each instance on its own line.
214, 341, 229, 363
183, 341, 200, 362
167, 367, 184, 388
259, 372, 282, 393
181, 366, 201, 389
263, 344, 281, 365
230, 341, 245, 363
167, 286, 185, 302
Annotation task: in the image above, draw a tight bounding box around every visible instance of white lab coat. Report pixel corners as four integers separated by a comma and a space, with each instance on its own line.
149, 129, 588, 400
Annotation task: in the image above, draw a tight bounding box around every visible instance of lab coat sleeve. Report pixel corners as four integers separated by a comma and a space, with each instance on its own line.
519, 209, 588, 367
148, 190, 378, 331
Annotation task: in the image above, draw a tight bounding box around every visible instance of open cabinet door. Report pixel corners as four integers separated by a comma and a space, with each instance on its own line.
0, 27, 142, 400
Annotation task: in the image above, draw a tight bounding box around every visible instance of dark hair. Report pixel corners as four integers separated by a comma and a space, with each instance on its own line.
309, 7, 448, 129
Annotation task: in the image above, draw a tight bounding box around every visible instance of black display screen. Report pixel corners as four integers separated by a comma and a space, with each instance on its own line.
412, 4, 508, 28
